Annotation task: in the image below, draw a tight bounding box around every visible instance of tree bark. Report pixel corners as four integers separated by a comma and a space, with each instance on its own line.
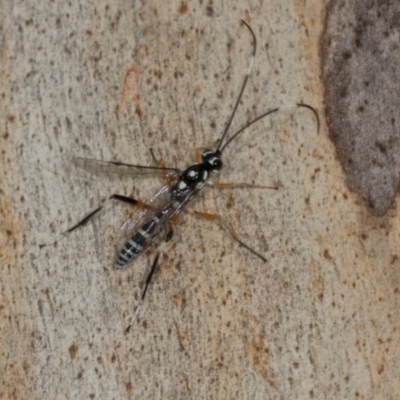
1, 1, 398, 399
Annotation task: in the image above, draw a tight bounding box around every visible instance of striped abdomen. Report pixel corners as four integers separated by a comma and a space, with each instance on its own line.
115, 217, 159, 268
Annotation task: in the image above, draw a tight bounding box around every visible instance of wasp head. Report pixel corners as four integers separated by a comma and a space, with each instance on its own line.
201, 150, 223, 174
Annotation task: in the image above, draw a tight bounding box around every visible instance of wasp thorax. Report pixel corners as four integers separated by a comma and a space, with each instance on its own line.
181, 164, 206, 185
201, 150, 223, 173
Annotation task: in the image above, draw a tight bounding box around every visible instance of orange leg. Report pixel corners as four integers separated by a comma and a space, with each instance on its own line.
150, 148, 174, 186
209, 181, 280, 190
193, 210, 267, 262
194, 140, 219, 163
157, 158, 173, 185
195, 148, 202, 163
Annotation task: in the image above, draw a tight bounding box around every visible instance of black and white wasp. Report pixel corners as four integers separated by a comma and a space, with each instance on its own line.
46, 21, 318, 323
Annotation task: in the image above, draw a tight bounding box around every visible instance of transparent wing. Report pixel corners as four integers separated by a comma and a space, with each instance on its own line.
120, 181, 195, 236
72, 157, 180, 180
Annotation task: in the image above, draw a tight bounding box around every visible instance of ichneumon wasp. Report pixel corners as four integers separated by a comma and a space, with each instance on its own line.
42, 20, 319, 327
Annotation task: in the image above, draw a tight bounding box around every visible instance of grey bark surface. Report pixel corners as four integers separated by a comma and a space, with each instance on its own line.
322, 1, 400, 216
1, 1, 399, 399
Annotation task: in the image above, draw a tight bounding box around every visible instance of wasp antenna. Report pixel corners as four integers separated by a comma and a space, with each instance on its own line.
219, 103, 319, 153
296, 103, 320, 134
271, 103, 319, 135
216, 20, 257, 152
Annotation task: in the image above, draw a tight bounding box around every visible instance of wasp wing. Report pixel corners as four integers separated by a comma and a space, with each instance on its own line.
120, 181, 195, 236
72, 157, 180, 180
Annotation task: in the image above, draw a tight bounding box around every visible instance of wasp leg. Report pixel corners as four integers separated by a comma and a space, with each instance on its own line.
195, 148, 201, 163
109, 194, 159, 213
193, 210, 267, 262
109, 194, 139, 205
141, 252, 161, 301
139, 227, 173, 301
65, 206, 102, 233
39, 194, 143, 248
159, 159, 173, 185
67, 193, 142, 233
125, 222, 174, 332
150, 148, 174, 186
194, 140, 220, 163
208, 181, 281, 190
125, 252, 161, 332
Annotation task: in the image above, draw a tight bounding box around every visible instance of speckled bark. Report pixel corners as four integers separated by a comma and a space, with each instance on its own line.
321, 0, 400, 216
1, 1, 400, 399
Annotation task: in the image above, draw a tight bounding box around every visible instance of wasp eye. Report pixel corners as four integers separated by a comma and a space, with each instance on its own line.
211, 158, 223, 171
